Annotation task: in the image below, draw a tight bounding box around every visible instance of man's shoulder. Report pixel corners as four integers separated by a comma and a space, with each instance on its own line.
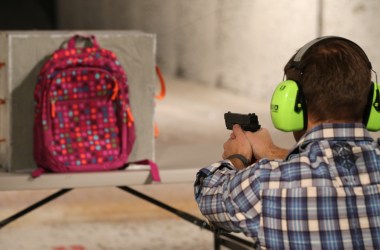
256, 154, 302, 170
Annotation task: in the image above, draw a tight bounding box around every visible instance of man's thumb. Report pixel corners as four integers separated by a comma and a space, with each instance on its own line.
232, 124, 245, 138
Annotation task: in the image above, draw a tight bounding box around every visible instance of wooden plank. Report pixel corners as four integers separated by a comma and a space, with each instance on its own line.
0, 168, 198, 191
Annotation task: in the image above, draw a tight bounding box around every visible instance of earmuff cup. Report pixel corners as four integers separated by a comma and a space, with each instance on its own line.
270, 80, 305, 132
271, 81, 380, 132
364, 82, 380, 131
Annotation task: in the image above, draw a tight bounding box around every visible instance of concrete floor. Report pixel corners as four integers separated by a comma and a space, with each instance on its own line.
0, 76, 296, 250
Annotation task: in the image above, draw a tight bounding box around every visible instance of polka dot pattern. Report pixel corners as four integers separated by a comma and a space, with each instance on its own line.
33, 37, 136, 173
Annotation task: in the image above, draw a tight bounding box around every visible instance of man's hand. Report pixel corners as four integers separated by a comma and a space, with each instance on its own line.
222, 124, 253, 169
245, 128, 289, 161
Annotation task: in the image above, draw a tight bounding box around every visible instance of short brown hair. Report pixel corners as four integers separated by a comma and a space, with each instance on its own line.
284, 38, 372, 122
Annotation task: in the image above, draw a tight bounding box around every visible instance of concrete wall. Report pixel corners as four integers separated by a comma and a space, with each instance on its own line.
56, 0, 380, 104
323, 1, 380, 69
0, 0, 56, 29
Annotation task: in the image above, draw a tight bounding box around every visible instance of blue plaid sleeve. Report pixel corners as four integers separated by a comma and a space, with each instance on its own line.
194, 160, 261, 236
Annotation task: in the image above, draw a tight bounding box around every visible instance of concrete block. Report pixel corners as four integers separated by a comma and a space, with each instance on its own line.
0, 31, 156, 172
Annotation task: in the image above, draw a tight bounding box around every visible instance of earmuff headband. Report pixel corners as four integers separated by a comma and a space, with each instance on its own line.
292, 37, 328, 69
292, 36, 372, 70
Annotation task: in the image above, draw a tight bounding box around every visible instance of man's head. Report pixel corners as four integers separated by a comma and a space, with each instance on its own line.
284, 37, 372, 124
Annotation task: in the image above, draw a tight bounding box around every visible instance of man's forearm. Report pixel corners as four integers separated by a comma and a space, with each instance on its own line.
267, 145, 289, 160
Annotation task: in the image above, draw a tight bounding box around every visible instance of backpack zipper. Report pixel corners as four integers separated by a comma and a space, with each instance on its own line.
51, 98, 57, 118
50, 95, 114, 119
111, 79, 119, 101
48, 67, 122, 118
47, 67, 122, 113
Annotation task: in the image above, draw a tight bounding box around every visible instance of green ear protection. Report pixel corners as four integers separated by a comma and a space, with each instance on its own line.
270, 36, 380, 132
364, 82, 380, 131
271, 80, 306, 132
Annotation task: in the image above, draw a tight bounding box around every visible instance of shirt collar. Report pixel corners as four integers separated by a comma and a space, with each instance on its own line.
287, 123, 374, 158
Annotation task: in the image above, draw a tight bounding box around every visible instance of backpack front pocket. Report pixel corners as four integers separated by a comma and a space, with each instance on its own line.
50, 97, 121, 168
46, 67, 123, 169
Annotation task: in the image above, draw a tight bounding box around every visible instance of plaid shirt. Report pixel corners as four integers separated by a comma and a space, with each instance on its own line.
194, 123, 380, 249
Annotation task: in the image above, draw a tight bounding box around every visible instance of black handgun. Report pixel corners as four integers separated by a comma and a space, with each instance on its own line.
224, 112, 261, 132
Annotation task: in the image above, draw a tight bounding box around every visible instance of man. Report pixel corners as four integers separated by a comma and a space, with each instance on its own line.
194, 36, 380, 249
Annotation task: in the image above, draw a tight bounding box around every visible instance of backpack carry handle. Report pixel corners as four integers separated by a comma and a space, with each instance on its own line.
67, 34, 100, 49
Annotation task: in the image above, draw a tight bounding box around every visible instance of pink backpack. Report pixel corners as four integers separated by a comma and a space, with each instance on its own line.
32, 35, 136, 177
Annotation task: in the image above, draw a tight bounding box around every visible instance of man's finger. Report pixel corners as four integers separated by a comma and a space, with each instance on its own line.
232, 124, 245, 138
230, 132, 236, 139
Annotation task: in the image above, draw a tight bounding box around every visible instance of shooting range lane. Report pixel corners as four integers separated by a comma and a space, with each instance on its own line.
0, 76, 291, 249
